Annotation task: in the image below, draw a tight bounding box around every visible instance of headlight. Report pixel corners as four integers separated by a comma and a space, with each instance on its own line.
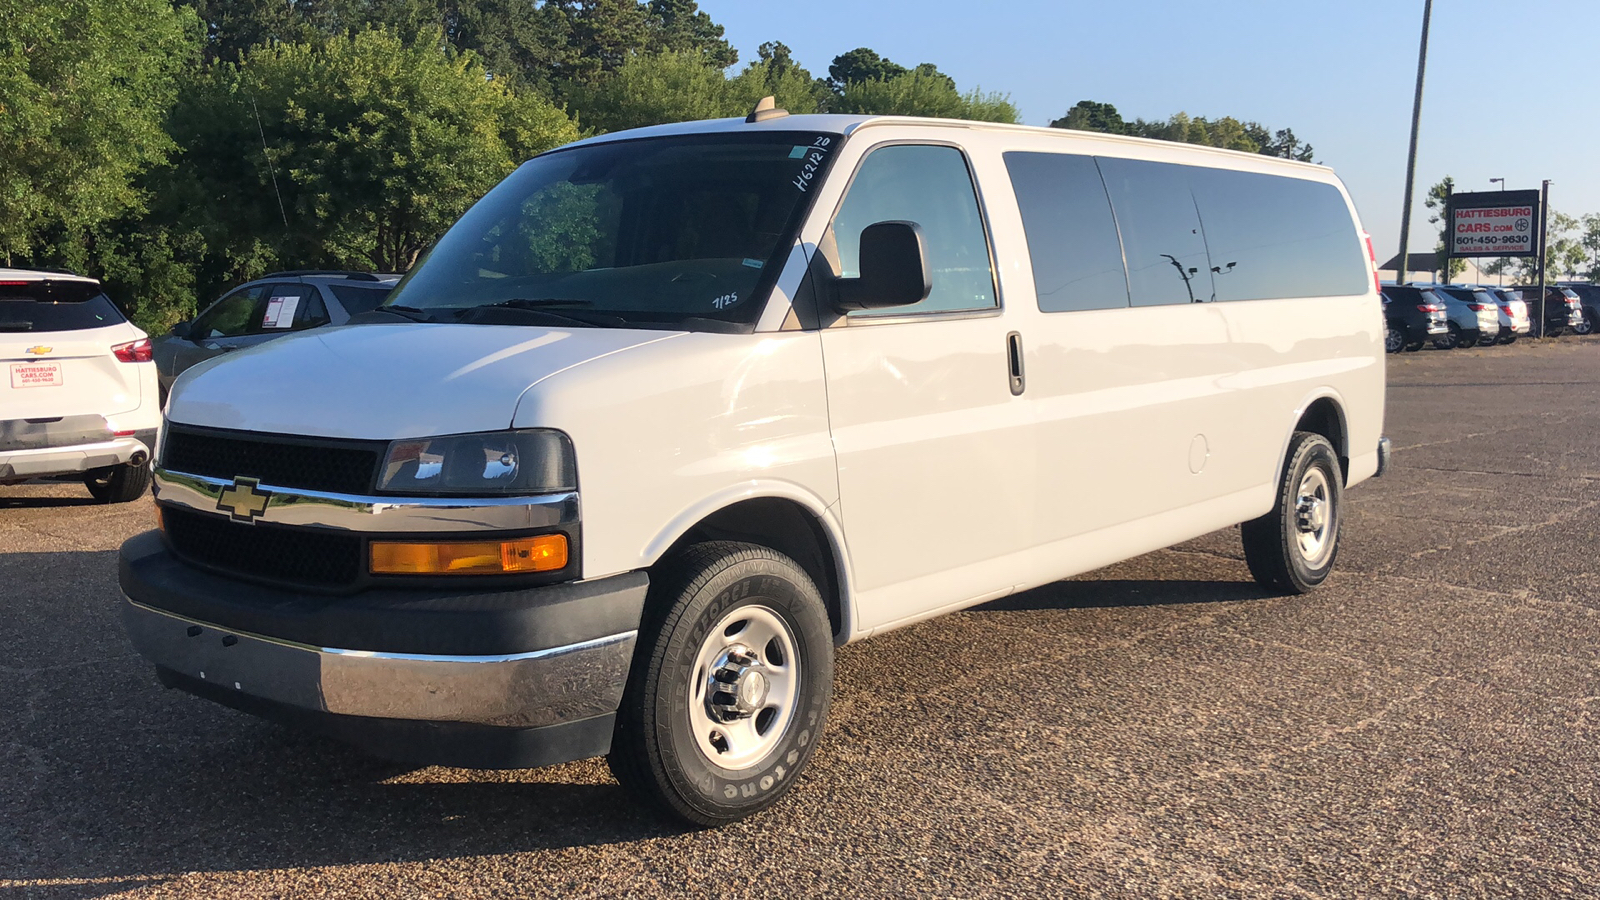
377, 429, 575, 495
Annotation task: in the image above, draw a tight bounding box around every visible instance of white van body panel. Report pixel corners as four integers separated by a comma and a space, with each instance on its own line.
157, 114, 1384, 648
511, 330, 840, 581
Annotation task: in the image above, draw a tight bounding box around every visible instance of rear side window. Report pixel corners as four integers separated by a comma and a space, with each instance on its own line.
328, 284, 392, 315
1095, 158, 1214, 306
192, 285, 268, 339
1186, 168, 1367, 301
0, 281, 125, 332
826, 144, 997, 317
1003, 152, 1129, 312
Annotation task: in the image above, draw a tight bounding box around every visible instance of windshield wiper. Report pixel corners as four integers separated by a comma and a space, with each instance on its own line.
456, 298, 627, 329
353, 304, 436, 323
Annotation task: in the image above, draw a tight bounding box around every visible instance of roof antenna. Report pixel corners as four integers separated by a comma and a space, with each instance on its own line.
746, 95, 789, 123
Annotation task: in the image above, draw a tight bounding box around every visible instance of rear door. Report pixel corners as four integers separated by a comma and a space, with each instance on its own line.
0, 281, 142, 418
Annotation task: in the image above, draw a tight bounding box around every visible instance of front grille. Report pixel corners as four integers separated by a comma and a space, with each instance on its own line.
162, 505, 362, 589
162, 426, 382, 495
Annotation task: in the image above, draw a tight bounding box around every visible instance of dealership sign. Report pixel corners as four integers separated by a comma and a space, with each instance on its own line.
1446, 189, 1541, 257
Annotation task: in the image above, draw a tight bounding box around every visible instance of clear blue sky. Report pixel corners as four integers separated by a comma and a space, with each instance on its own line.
701, 0, 1599, 263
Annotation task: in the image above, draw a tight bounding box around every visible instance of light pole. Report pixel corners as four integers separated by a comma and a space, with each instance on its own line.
1490, 177, 1505, 284
1395, 0, 1434, 286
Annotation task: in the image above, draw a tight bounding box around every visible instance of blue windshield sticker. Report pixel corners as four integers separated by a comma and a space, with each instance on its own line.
789, 146, 808, 159
742, 258, 764, 269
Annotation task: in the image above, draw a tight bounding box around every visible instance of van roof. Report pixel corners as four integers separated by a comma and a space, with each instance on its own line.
560, 113, 1333, 175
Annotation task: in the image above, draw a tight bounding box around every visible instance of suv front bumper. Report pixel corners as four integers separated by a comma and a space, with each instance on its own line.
119, 530, 649, 768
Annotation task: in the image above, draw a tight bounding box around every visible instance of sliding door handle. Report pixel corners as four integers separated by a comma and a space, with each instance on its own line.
1006, 331, 1025, 396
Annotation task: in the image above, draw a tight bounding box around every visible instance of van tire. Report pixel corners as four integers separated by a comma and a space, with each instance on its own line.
84, 462, 151, 503
1242, 432, 1342, 595
608, 541, 833, 827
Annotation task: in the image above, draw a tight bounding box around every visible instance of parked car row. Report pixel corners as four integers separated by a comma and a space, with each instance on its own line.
1381, 282, 1591, 353
1, 268, 397, 502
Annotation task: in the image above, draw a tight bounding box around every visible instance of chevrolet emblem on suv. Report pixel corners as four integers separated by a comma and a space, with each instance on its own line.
216, 477, 271, 522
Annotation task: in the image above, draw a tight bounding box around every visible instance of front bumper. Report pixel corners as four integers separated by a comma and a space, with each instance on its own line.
119, 530, 649, 768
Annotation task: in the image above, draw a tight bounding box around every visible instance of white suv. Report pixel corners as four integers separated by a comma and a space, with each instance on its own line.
0, 269, 161, 502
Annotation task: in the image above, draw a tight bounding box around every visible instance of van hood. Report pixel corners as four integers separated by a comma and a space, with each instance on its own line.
167, 323, 683, 439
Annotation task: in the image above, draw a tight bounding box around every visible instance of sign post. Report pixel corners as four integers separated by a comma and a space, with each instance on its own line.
1445, 188, 1542, 333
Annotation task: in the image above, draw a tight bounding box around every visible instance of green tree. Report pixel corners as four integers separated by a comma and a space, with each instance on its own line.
572, 50, 819, 134
826, 47, 907, 93
168, 28, 577, 282
0, 0, 201, 264
1423, 176, 1467, 281
834, 69, 1018, 123
1050, 100, 1127, 134
1580, 213, 1600, 282
647, 0, 736, 67
1048, 101, 1315, 162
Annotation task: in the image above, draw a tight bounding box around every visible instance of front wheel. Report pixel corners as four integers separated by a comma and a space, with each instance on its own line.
84, 462, 151, 503
1242, 432, 1343, 595
608, 542, 834, 826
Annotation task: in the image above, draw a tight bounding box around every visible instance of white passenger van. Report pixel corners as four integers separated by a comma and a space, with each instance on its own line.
121, 105, 1389, 825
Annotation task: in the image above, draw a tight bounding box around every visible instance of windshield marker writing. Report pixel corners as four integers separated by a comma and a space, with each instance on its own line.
791, 136, 832, 193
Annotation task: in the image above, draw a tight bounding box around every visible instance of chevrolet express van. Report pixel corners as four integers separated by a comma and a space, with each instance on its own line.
121, 106, 1390, 825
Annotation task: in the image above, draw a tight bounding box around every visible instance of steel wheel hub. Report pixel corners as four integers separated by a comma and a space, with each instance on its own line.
1293, 467, 1335, 568
687, 604, 800, 770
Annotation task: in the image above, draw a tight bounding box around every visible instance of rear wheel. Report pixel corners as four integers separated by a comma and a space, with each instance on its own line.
84, 462, 151, 503
609, 541, 834, 826
1477, 331, 1499, 347
1433, 324, 1460, 350
1242, 432, 1343, 595
1575, 311, 1596, 336
1384, 325, 1405, 354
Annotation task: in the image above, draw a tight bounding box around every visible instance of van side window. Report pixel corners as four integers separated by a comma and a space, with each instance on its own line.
825, 145, 997, 317
1186, 168, 1368, 301
1003, 152, 1129, 312
1096, 158, 1214, 306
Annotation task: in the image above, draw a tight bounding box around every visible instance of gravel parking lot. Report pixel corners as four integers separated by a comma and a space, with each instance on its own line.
4, 339, 1599, 899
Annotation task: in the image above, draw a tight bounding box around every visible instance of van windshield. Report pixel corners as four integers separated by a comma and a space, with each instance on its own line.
385, 131, 841, 331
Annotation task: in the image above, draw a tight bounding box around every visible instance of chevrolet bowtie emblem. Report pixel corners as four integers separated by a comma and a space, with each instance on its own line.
25, 346, 51, 355
216, 476, 272, 522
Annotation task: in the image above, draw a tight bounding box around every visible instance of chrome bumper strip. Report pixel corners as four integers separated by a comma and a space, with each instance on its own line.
123, 599, 635, 728
153, 468, 578, 532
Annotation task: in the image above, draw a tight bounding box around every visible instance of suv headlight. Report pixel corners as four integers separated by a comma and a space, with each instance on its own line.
377, 429, 576, 495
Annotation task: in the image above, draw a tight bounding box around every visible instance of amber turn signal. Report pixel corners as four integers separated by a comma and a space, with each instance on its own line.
370, 535, 568, 575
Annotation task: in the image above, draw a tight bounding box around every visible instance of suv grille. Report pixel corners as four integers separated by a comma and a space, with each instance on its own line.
162, 426, 383, 495
162, 506, 362, 589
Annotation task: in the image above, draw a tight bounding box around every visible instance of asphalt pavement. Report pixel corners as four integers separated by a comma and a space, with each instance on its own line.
3, 339, 1598, 898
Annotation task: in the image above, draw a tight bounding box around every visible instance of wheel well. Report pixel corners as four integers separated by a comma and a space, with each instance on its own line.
1296, 398, 1348, 483
660, 498, 845, 642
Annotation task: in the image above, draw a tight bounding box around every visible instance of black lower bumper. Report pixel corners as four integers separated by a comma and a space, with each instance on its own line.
119, 530, 650, 768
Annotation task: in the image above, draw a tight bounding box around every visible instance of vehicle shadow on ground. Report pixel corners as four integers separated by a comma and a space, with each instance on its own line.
3, 706, 687, 895
0, 493, 99, 509
979, 578, 1269, 612
0, 552, 693, 895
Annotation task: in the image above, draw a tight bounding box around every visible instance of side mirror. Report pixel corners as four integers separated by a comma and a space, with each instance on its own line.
170, 320, 191, 339
832, 221, 932, 312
